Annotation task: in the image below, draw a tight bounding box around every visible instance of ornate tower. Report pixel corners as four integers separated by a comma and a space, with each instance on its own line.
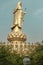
7, 2, 27, 54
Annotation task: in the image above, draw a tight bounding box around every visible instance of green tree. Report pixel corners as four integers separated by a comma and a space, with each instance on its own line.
0, 44, 13, 65
0, 42, 23, 65
30, 45, 43, 65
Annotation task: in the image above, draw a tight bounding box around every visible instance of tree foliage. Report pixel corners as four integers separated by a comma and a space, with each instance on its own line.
30, 45, 43, 65
0, 42, 43, 65
0, 42, 23, 65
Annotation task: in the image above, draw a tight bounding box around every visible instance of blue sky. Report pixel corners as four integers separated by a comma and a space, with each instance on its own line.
0, 0, 43, 43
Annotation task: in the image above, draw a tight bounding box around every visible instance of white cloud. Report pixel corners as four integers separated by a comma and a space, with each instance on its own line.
33, 8, 43, 16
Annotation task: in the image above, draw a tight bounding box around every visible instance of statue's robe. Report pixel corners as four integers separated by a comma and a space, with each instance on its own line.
13, 2, 24, 28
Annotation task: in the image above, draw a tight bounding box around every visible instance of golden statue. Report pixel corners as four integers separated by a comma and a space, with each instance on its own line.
7, 2, 27, 42
11, 2, 25, 29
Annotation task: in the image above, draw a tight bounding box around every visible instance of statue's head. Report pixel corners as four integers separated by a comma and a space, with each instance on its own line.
18, 2, 22, 6
17, 1, 22, 9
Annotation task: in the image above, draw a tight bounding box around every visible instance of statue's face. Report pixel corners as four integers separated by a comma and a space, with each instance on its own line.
18, 2, 22, 7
